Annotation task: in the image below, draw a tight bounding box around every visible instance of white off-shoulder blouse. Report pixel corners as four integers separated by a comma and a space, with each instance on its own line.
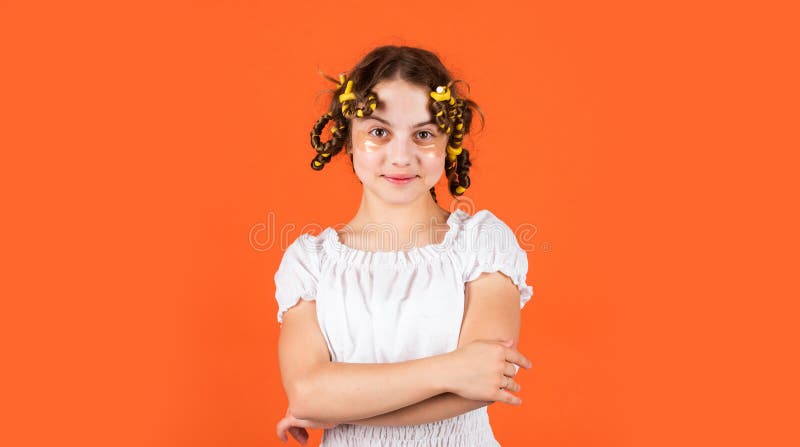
274, 208, 534, 447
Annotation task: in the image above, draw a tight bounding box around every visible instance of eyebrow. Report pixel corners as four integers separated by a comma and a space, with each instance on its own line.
366, 115, 436, 128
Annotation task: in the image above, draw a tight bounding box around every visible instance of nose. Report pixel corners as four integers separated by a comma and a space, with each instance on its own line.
387, 135, 415, 166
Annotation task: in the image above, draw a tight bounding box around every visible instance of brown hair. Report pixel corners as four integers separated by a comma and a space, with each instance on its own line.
309, 45, 483, 203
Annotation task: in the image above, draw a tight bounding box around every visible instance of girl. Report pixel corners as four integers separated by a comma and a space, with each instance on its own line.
274, 45, 534, 446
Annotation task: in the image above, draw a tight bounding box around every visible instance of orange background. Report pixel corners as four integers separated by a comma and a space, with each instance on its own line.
2, 1, 798, 446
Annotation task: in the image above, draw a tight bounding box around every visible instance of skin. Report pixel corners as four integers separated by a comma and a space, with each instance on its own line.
276, 76, 530, 444
340, 76, 452, 251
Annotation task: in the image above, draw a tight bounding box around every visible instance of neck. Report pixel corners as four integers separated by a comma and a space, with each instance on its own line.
348, 189, 449, 233
336, 189, 453, 252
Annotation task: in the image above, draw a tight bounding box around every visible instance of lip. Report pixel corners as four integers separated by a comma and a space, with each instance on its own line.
382, 175, 418, 185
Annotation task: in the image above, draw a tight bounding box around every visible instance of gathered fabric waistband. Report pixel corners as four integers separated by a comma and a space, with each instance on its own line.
320, 407, 500, 446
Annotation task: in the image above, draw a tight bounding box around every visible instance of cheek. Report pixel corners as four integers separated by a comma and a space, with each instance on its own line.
420, 149, 446, 176
351, 148, 384, 180
420, 137, 446, 164
350, 130, 382, 179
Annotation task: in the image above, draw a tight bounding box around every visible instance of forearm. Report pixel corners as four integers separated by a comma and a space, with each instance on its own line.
292, 353, 450, 423
343, 392, 490, 426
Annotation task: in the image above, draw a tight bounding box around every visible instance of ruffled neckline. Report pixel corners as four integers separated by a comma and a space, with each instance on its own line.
319, 209, 469, 265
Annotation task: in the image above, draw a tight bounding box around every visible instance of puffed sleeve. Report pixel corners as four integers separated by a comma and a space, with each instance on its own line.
462, 210, 534, 309
273, 234, 322, 324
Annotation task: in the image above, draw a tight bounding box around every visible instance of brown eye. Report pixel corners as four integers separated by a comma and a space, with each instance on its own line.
369, 128, 388, 138
416, 130, 434, 140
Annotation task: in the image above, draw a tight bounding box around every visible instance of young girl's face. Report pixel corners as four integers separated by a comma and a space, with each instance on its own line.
348, 78, 448, 205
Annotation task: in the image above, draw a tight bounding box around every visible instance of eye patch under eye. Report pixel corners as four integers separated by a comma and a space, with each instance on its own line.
363, 139, 382, 151
352, 129, 385, 152
353, 128, 443, 153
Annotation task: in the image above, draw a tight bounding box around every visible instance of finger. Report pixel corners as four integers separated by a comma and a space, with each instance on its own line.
487, 338, 513, 347
497, 389, 523, 406
292, 417, 319, 428
504, 378, 521, 392
291, 417, 336, 429
503, 362, 517, 377
505, 349, 532, 369
276, 420, 288, 442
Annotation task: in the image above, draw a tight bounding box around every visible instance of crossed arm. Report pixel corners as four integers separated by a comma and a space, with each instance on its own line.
277, 271, 522, 425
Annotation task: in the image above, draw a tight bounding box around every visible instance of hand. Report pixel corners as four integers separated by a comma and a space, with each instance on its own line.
276, 407, 338, 445
444, 338, 532, 405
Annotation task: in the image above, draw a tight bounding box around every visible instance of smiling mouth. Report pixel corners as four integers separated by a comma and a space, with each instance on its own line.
382, 175, 418, 184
